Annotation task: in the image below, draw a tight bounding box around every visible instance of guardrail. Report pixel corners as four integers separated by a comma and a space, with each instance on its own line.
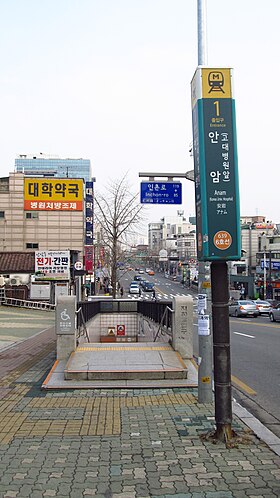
77, 298, 173, 330
1, 297, 55, 311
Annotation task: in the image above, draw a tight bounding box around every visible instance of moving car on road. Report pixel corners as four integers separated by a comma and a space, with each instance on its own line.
253, 300, 272, 315
129, 282, 141, 295
148, 270, 155, 276
141, 281, 155, 292
269, 303, 280, 322
133, 275, 143, 282
229, 300, 259, 318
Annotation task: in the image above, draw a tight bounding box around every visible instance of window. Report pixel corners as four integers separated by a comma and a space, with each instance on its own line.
26, 243, 39, 249
26, 212, 38, 219
0, 211, 4, 218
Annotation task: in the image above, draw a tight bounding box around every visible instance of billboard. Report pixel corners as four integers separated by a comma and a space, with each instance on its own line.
35, 250, 70, 280
24, 178, 83, 211
191, 67, 241, 261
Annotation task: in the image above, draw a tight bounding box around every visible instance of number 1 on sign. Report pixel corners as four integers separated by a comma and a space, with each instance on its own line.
214, 100, 220, 116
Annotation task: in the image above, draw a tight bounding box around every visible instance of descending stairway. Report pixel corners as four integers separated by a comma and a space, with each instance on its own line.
64, 342, 188, 381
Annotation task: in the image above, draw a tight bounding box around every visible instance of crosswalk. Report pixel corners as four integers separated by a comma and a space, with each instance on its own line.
128, 292, 194, 300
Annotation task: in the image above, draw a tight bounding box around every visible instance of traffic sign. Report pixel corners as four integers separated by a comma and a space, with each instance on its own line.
140, 182, 182, 204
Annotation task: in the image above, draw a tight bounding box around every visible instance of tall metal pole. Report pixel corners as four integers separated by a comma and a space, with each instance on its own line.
197, 0, 213, 404
197, 0, 208, 65
263, 250, 267, 299
211, 261, 233, 440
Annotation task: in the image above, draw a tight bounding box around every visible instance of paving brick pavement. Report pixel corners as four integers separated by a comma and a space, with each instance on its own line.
0, 328, 280, 497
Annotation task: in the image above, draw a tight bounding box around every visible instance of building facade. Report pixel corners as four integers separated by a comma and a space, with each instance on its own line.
0, 173, 84, 253
15, 153, 92, 182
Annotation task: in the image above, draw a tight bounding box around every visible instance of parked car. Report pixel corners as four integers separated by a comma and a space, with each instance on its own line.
129, 282, 141, 295
229, 300, 259, 318
141, 282, 155, 292
253, 300, 272, 315
267, 299, 279, 309
269, 303, 280, 322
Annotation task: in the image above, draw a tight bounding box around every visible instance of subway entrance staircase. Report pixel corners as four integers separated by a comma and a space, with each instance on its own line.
43, 340, 197, 389
43, 299, 198, 389
64, 342, 188, 381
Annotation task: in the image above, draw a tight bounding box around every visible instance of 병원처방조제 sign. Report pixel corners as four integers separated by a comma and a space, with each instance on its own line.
24, 178, 84, 211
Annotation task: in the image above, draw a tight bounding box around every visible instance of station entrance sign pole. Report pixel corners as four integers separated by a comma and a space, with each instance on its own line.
191, 66, 241, 442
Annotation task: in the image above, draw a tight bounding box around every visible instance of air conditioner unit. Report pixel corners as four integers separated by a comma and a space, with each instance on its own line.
10, 277, 21, 286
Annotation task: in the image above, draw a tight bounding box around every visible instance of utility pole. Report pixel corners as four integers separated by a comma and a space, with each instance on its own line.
197, 0, 213, 404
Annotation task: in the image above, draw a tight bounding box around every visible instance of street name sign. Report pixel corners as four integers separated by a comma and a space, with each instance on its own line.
140, 181, 182, 204
191, 67, 241, 261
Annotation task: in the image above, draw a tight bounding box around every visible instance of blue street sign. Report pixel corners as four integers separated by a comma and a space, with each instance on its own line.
261, 261, 280, 270
140, 182, 182, 204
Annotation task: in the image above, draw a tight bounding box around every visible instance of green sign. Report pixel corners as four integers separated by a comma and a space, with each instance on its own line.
191, 67, 241, 261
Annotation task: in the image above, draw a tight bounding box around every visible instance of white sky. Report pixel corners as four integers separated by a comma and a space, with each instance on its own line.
0, 0, 279, 237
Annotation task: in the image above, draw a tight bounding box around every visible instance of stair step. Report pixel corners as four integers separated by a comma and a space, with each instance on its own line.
64, 342, 188, 381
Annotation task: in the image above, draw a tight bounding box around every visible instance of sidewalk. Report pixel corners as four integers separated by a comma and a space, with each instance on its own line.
0, 322, 280, 497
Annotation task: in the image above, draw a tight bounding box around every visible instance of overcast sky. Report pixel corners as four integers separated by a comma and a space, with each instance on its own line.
0, 0, 279, 236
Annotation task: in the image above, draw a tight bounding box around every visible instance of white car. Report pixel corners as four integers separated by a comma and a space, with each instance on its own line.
129, 283, 141, 295
253, 300, 272, 315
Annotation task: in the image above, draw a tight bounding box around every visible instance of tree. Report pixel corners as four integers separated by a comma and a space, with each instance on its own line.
94, 176, 144, 298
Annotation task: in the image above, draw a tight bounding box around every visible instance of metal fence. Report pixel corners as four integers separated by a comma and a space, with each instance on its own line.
77, 299, 173, 330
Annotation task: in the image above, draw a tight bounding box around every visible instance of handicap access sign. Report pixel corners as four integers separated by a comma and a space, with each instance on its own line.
140, 182, 182, 204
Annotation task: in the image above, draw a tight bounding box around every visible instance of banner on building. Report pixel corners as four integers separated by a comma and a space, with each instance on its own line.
85, 181, 94, 245
24, 178, 83, 211
84, 245, 94, 274
35, 250, 70, 280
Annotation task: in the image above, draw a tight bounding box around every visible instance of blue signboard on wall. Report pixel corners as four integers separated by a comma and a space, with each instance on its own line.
140, 182, 182, 204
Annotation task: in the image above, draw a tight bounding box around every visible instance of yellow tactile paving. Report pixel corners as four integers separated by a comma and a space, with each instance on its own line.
0, 384, 197, 444
77, 346, 172, 351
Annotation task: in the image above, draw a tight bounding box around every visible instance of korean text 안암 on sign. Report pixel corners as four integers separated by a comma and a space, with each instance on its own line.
24, 178, 84, 211
191, 67, 241, 261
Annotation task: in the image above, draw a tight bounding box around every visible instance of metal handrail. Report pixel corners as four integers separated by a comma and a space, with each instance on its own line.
153, 306, 174, 342
76, 307, 90, 343
1, 296, 55, 311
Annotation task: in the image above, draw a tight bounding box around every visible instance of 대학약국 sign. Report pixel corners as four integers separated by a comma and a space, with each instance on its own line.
191, 67, 241, 261
140, 182, 182, 204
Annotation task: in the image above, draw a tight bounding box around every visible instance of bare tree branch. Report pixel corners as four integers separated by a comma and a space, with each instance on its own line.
95, 175, 145, 298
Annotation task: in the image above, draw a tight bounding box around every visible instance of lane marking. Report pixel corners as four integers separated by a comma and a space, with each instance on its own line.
231, 374, 257, 395
230, 319, 280, 329
233, 331, 255, 339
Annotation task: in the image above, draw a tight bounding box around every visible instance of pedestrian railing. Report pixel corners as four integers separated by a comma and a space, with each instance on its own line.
76, 306, 90, 343
1, 297, 55, 311
77, 298, 173, 337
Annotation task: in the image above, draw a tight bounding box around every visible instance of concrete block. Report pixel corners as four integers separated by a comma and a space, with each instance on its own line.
172, 296, 193, 359
57, 334, 76, 360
